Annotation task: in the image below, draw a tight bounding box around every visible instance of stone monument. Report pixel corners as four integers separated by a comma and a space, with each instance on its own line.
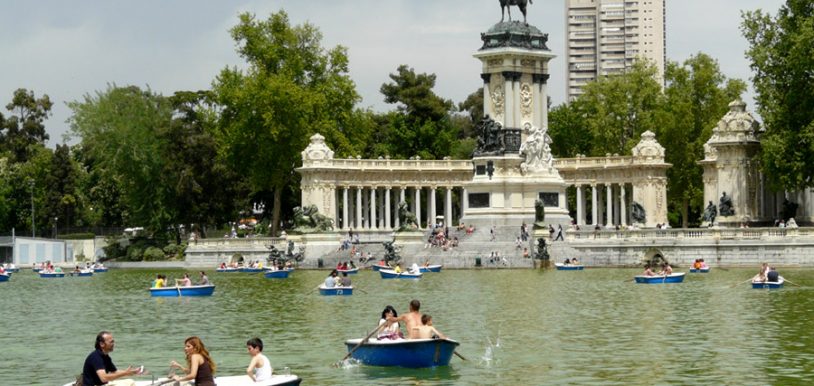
465, 6, 570, 227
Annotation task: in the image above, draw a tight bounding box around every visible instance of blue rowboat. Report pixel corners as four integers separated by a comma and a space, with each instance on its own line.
319, 285, 353, 296
93, 268, 108, 273
370, 265, 388, 272
216, 267, 240, 273
40, 272, 66, 278
32, 267, 42, 273
379, 269, 422, 279
240, 267, 265, 273
689, 268, 710, 273
344, 338, 460, 368
419, 264, 443, 273
69, 270, 94, 277
264, 269, 293, 279
4, 267, 19, 273
0, 274, 9, 282
149, 284, 215, 297
634, 272, 685, 284
554, 263, 584, 271
752, 277, 784, 289
337, 267, 360, 275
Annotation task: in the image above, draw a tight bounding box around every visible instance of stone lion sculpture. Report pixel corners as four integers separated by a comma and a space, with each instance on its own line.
631, 201, 646, 224
397, 201, 419, 230
292, 205, 334, 232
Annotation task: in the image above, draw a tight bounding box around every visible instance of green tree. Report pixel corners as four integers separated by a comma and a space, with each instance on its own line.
378, 65, 459, 159
0, 89, 52, 163
213, 11, 365, 236
43, 144, 81, 234
68, 85, 175, 235
548, 102, 593, 157
742, 1, 814, 190
659, 53, 746, 227
573, 60, 664, 156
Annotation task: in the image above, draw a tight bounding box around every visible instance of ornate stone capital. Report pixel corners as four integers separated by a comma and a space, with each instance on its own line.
481, 73, 492, 83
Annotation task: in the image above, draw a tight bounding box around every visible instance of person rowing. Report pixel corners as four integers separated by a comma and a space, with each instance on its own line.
658, 263, 673, 276
386, 299, 423, 339
642, 265, 657, 277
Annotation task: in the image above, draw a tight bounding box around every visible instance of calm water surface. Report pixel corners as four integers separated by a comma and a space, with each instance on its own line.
2, 267, 814, 385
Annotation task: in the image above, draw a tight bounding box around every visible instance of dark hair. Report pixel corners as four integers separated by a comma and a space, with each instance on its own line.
410, 299, 421, 311
342, 272, 348, 277
246, 337, 263, 351
381, 305, 398, 319
95, 331, 110, 350
421, 314, 432, 325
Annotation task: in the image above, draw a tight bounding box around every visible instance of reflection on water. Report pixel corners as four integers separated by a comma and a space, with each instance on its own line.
2, 268, 814, 385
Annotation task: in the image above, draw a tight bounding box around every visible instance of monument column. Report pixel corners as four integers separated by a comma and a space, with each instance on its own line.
591, 184, 599, 226
429, 187, 437, 228
356, 187, 363, 230
576, 185, 584, 226
370, 187, 377, 230
396, 187, 405, 228
342, 187, 349, 230
445, 187, 453, 228
385, 187, 392, 230
462, 188, 468, 218
606, 184, 613, 227
481, 74, 493, 118
415, 187, 422, 228
503, 72, 516, 128
620, 185, 627, 226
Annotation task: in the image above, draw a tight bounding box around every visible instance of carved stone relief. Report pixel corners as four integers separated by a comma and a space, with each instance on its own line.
520, 83, 533, 118
490, 79, 505, 119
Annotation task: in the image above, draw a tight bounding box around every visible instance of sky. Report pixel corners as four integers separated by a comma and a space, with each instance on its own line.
0, 0, 787, 147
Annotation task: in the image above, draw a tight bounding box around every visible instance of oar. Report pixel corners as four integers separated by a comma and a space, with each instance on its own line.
306, 284, 321, 295
176, 285, 182, 297
453, 351, 467, 361
783, 278, 801, 286
728, 278, 753, 288
353, 286, 369, 294
336, 324, 385, 366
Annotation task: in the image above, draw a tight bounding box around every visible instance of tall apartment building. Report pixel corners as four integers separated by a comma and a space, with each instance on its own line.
566, 0, 666, 101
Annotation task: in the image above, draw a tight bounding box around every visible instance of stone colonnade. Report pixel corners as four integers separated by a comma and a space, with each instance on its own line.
572, 183, 632, 227
335, 186, 463, 230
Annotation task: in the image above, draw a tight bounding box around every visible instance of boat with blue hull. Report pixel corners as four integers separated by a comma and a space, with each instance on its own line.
216, 267, 240, 273
4, 267, 19, 273
634, 272, 686, 284
69, 270, 94, 277
93, 268, 109, 273
689, 268, 710, 273
419, 264, 443, 273
319, 285, 353, 296
379, 269, 422, 279
264, 269, 294, 279
0, 274, 9, 282
337, 267, 359, 275
240, 267, 265, 273
39, 272, 66, 278
344, 338, 460, 368
752, 278, 784, 289
149, 284, 215, 297
554, 263, 584, 271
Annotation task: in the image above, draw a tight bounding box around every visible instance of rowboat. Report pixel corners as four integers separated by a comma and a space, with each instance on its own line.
149, 284, 215, 297
419, 264, 443, 273
554, 263, 584, 271
69, 270, 94, 277
634, 272, 686, 284
752, 277, 784, 289
264, 269, 294, 279
62, 374, 302, 386
32, 267, 42, 273
239, 267, 265, 273
689, 268, 710, 273
319, 285, 353, 296
337, 267, 360, 274
216, 267, 240, 273
39, 272, 66, 278
93, 267, 109, 273
379, 269, 422, 279
344, 338, 460, 368
4, 267, 19, 273
0, 274, 9, 282
370, 264, 390, 272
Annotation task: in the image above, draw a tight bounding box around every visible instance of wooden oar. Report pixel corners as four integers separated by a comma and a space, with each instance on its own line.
336, 324, 386, 365
306, 284, 321, 295
728, 278, 753, 288
453, 351, 467, 361
353, 286, 369, 294
176, 285, 182, 297
783, 278, 801, 286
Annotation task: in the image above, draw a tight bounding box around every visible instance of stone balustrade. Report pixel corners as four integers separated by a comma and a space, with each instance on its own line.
565, 227, 805, 241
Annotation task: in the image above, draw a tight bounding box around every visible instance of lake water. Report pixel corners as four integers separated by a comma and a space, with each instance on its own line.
2, 267, 814, 385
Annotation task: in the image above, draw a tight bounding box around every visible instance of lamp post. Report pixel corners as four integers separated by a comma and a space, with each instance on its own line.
28, 179, 35, 238
54, 217, 58, 239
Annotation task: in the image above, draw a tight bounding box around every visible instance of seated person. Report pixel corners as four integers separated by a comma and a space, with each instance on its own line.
409, 263, 420, 274
378, 306, 402, 340
339, 272, 352, 287
175, 273, 192, 287
324, 271, 337, 288
699, 259, 709, 269
245, 337, 272, 383
658, 263, 673, 276
563, 258, 571, 265
571, 258, 579, 265
693, 259, 702, 270
411, 314, 446, 340
152, 274, 165, 288
394, 264, 402, 274
767, 267, 780, 283
643, 265, 657, 277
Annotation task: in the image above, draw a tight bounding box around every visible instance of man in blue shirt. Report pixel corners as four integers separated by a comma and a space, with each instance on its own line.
82, 331, 139, 385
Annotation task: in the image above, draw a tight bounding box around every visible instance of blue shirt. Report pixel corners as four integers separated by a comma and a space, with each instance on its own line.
83, 349, 116, 385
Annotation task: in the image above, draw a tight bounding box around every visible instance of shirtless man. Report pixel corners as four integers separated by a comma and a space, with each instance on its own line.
387, 300, 423, 339
411, 314, 446, 340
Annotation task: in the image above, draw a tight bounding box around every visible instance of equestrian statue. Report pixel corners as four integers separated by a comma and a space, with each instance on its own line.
500, 0, 533, 24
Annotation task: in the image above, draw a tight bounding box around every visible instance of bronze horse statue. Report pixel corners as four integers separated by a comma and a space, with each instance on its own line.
500, 0, 533, 24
